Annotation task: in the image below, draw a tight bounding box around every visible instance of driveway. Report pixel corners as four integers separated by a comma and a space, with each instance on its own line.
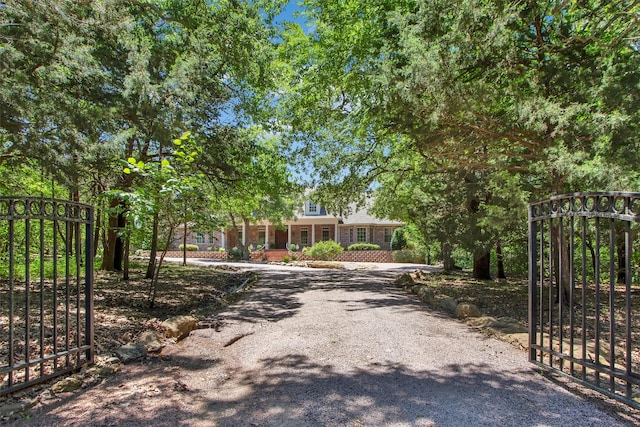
19, 261, 636, 426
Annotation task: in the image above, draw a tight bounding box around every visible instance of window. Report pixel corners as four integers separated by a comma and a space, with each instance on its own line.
238, 230, 243, 243
301, 228, 308, 245
196, 233, 205, 244
356, 227, 366, 243
209, 232, 215, 244
322, 227, 330, 241
384, 228, 392, 243
349, 228, 353, 243
308, 202, 317, 214
258, 230, 266, 245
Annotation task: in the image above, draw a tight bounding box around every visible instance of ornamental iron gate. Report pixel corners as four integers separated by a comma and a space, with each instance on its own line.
529, 192, 640, 407
0, 197, 94, 396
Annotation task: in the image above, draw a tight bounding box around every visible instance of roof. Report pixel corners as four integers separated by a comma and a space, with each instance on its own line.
340, 204, 404, 226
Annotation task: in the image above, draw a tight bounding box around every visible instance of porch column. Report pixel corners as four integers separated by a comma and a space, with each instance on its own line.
265, 223, 269, 249
334, 224, 339, 243
287, 225, 292, 247
220, 227, 226, 249
311, 224, 315, 245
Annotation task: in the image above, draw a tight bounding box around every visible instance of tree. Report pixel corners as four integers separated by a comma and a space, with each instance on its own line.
280, 0, 640, 280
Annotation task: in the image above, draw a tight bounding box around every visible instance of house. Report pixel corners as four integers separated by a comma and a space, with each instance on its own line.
173, 200, 403, 251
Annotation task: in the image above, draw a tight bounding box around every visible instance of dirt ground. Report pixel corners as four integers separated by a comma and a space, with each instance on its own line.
1, 261, 639, 426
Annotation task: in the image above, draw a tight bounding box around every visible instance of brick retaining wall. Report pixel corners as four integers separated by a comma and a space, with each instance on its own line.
145, 249, 397, 263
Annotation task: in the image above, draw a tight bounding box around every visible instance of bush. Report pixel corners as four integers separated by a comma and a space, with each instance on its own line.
391, 228, 408, 250
392, 249, 424, 264
289, 243, 298, 252
283, 256, 290, 263
227, 248, 243, 261
179, 244, 199, 251
347, 243, 381, 251
218, 247, 226, 253
302, 240, 344, 261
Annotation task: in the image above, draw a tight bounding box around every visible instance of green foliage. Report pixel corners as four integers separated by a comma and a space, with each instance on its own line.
227, 248, 244, 261
391, 228, 408, 251
179, 244, 199, 252
288, 243, 298, 252
347, 243, 380, 251
283, 256, 290, 263
302, 240, 344, 261
392, 250, 424, 264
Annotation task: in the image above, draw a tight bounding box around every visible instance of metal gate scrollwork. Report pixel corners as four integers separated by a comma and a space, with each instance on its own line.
529, 192, 640, 407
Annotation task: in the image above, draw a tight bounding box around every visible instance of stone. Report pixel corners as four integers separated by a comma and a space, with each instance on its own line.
51, 377, 83, 394
415, 286, 434, 304
441, 298, 458, 315
454, 303, 481, 319
138, 330, 165, 353
161, 315, 199, 340
115, 342, 148, 363
395, 272, 414, 288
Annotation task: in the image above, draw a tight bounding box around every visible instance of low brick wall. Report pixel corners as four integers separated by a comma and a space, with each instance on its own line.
149, 251, 227, 259
145, 249, 397, 263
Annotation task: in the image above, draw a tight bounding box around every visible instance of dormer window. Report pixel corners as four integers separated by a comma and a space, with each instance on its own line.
308, 202, 317, 213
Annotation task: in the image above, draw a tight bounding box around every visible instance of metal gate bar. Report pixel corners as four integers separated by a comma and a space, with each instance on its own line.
0, 197, 94, 396
529, 192, 640, 408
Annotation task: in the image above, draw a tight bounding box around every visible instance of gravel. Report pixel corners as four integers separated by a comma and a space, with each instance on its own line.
173, 263, 634, 426
15, 261, 638, 426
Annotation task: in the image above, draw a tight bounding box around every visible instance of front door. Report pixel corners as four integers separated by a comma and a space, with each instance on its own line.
274, 229, 288, 249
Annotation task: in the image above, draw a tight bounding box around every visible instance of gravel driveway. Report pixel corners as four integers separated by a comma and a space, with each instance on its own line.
17, 262, 637, 426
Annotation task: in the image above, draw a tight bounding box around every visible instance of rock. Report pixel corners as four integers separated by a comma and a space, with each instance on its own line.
51, 377, 83, 394
454, 303, 481, 319
415, 286, 434, 304
138, 330, 165, 353
410, 270, 429, 282
115, 342, 148, 363
395, 272, 414, 288
161, 315, 199, 340
441, 298, 458, 315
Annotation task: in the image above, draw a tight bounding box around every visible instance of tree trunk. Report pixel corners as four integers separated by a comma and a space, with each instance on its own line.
441, 241, 455, 271
182, 219, 187, 266
123, 233, 130, 280
93, 209, 101, 258
145, 212, 159, 279
242, 217, 251, 260
473, 250, 492, 280
496, 239, 506, 279
100, 198, 120, 271
149, 227, 175, 309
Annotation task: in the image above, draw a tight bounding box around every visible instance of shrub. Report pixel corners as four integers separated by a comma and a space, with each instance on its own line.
227, 247, 243, 261
218, 247, 226, 253
302, 240, 344, 261
289, 243, 298, 252
291, 255, 297, 261
347, 243, 380, 251
391, 228, 408, 250
179, 244, 199, 251
392, 249, 424, 264
283, 256, 290, 263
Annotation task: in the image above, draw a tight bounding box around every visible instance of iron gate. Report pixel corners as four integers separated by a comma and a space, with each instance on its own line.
0, 197, 94, 396
529, 192, 640, 407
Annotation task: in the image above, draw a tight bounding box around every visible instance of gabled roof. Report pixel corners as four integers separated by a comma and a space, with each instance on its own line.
339, 203, 403, 226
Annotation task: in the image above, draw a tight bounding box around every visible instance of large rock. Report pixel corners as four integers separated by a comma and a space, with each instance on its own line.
138, 330, 165, 353
161, 315, 199, 340
395, 272, 414, 288
414, 286, 434, 304
454, 303, 481, 319
115, 342, 147, 363
51, 376, 83, 393
441, 298, 458, 315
